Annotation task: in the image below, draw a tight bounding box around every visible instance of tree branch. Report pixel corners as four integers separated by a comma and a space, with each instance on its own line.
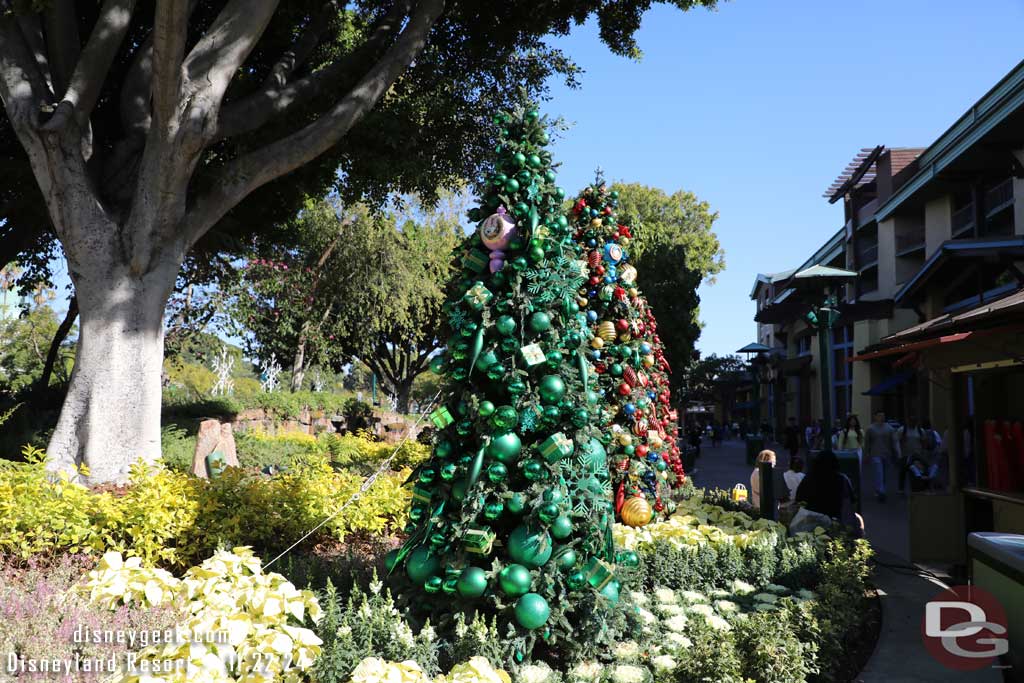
180, 0, 279, 139
214, 0, 411, 142
41, 0, 138, 133
42, 1, 79, 96
187, 0, 443, 247
15, 14, 53, 96
150, 0, 189, 129
0, 17, 51, 124
262, 1, 336, 91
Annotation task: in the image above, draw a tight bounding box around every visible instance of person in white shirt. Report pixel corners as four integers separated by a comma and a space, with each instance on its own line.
750, 449, 777, 509
784, 455, 806, 502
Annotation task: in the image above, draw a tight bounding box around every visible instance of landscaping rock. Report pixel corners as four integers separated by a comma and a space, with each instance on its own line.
192, 419, 239, 478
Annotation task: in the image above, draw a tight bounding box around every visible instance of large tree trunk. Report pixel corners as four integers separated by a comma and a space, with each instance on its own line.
290, 339, 307, 393
395, 378, 413, 415
46, 258, 179, 485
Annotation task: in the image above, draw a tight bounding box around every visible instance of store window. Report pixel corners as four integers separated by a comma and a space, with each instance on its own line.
964, 368, 1024, 494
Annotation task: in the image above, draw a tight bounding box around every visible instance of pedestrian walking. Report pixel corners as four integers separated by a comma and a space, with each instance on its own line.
784, 416, 801, 459
863, 410, 900, 502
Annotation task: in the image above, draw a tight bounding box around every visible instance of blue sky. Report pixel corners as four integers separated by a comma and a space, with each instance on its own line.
541, 0, 1024, 358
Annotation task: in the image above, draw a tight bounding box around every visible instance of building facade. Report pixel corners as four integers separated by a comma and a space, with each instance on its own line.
751, 59, 1024, 564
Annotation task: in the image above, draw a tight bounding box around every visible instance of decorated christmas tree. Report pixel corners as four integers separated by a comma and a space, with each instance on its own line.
568, 177, 686, 526
389, 106, 626, 659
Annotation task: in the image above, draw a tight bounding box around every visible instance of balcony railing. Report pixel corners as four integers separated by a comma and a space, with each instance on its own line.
951, 203, 975, 238
895, 227, 926, 255
984, 177, 1014, 217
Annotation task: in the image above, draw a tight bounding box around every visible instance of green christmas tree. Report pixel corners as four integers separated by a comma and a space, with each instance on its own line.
389, 106, 623, 659
569, 177, 687, 524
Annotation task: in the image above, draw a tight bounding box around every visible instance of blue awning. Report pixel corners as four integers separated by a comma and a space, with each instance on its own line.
862, 370, 914, 396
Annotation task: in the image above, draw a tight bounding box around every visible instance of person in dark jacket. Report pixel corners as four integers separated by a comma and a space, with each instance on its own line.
794, 450, 862, 536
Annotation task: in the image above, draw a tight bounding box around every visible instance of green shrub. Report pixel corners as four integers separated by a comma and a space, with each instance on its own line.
733, 602, 820, 683
160, 423, 197, 472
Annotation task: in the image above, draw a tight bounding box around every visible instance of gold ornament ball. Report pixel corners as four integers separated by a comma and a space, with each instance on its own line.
621, 496, 653, 527
597, 321, 616, 341
590, 337, 604, 350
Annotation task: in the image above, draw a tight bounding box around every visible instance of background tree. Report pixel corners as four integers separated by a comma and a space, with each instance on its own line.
610, 182, 723, 386
232, 197, 459, 410
0, 0, 717, 483
679, 352, 746, 406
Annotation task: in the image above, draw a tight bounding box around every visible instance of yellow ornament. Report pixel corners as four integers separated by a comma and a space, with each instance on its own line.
617, 432, 633, 447
620, 264, 637, 284
590, 337, 605, 349
649, 433, 664, 449
576, 296, 589, 308
591, 218, 603, 228
642, 354, 655, 368
618, 332, 632, 343
620, 236, 631, 248
628, 287, 639, 298
621, 496, 653, 527
597, 321, 616, 342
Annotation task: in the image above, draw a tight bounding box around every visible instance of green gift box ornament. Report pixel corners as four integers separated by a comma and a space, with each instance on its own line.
520, 343, 546, 366
583, 557, 615, 591
463, 525, 496, 555
538, 431, 574, 463
412, 485, 434, 504
430, 407, 454, 429
464, 282, 493, 310
462, 249, 489, 274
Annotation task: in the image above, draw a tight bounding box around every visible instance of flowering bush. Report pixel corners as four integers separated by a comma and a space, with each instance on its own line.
83, 547, 324, 683
0, 445, 411, 569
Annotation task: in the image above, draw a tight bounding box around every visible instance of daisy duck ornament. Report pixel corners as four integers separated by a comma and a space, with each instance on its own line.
479, 207, 517, 273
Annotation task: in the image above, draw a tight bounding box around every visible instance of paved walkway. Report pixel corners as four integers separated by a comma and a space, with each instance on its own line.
688, 438, 1003, 683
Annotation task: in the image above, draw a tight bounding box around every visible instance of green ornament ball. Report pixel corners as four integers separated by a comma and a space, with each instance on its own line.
451, 367, 468, 381
499, 563, 532, 597
537, 502, 560, 525
570, 407, 590, 428
476, 350, 499, 372
511, 256, 529, 271
566, 571, 586, 591
515, 593, 551, 630
505, 178, 520, 193
617, 550, 640, 568
486, 363, 506, 381
507, 379, 527, 396
406, 547, 440, 585
507, 493, 527, 515
479, 400, 495, 417
586, 390, 601, 405
528, 246, 545, 263
492, 405, 518, 430
537, 375, 566, 405
527, 153, 542, 168
529, 311, 552, 333
542, 405, 560, 422
522, 459, 547, 482
551, 515, 573, 540
545, 350, 563, 367
487, 462, 509, 483
424, 575, 443, 594
487, 432, 522, 463
508, 525, 552, 568
442, 577, 459, 594
495, 315, 517, 336
513, 152, 526, 168
429, 355, 446, 375
554, 546, 577, 570
542, 488, 564, 504
419, 467, 437, 484
456, 567, 488, 599
439, 463, 458, 481
484, 500, 505, 520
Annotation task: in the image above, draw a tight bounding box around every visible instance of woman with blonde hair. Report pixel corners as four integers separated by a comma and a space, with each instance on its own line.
750, 449, 777, 508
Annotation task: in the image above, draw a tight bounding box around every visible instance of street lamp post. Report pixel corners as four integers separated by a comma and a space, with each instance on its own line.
737, 342, 772, 465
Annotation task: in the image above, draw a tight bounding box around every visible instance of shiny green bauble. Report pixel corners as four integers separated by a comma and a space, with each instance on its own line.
487, 462, 508, 483
476, 350, 499, 372
566, 570, 587, 591
570, 407, 590, 428
499, 563, 532, 597
515, 593, 551, 630
507, 379, 527, 396
505, 178, 520, 193
424, 575, 443, 594
442, 577, 459, 594
430, 531, 447, 547
537, 131, 550, 145
566, 332, 582, 346
554, 546, 577, 570
522, 459, 547, 482
450, 341, 468, 360
508, 525, 552, 568
495, 315, 517, 336
492, 405, 518, 430
406, 548, 440, 585
429, 355, 446, 375
455, 419, 473, 436
556, 214, 569, 229
514, 201, 529, 216
599, 579, 621, 604
623, 445, 635, 456
528, 246, 545, 263
513, 152, 527, 168
486, 363, 506, 381
542, 405, 560, 422
537, 502, 560, 525
544, 169, 557, 183
525, 108, 540, 122
529, 311, 552, 333
456, 567, 488, 599
527, 153, 542, 168
451, 367, 468, 381
436, 440, 453, 459
655, 459, 668, 472
507, 493, 527, 515
545, 350, 563, 367
551, 515, 573, 540
487, 432, 521, 463
483, 500, 505, 520
511, 256, 529, 271
500, 337, 520, 355
419, 467, 437, 484
492, 270, 507, 287
439, 462, 458, 481
585, 390, 601, 405
409, 505, 427, 522
478, 400, 495, 417
384, 549, 401, 572
617, 550, 640, 568
537, 375, 566, 405
542, 488, 565, 504
610, 363, 623, 377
